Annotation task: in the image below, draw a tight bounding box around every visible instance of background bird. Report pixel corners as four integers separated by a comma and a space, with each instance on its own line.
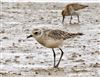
62, 3, 88, 24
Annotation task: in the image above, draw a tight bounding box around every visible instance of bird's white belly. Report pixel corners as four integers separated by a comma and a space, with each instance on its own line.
36, 37, 63, 48
45, 39, 63, 48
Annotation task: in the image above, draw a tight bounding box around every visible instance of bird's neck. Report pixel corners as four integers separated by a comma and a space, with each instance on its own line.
35, 35, 45, 46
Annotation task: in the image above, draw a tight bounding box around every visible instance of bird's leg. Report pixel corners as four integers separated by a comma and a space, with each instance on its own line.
55, 48, 64, 68
70, 14, 73, 24
62, 15, 65, 24
69, 6, 74, 24
52, 48, 56, 68
77, 14, 80, 23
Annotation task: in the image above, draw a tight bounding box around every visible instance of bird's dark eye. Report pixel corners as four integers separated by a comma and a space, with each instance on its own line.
34, 32, 38, 35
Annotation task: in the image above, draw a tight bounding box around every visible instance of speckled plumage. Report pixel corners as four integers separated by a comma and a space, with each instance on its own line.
47, 29, 83, 40
27, 28, 83, 68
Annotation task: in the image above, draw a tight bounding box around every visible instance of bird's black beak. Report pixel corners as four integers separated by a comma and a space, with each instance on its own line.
27, 35, 33, 38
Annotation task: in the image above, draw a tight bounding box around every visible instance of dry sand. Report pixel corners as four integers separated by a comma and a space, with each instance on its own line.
0, 2, 100, 77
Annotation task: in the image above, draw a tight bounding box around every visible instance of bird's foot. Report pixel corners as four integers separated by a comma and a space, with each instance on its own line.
54, 65, 59, 68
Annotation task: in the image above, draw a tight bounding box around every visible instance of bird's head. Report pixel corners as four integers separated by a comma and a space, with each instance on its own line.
27, 28, 43, 39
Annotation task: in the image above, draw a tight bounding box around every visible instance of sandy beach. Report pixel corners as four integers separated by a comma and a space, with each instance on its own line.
0, 2, 100, 77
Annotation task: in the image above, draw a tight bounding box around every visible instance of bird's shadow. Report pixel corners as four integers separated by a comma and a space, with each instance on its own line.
63, 23, 81, 33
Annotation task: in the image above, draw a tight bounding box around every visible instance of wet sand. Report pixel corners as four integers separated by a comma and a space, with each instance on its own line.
0, 2, 100, 77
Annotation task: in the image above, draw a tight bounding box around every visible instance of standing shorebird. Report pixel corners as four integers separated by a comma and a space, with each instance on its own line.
27, 28, 83, 68
62, 3, 88, 24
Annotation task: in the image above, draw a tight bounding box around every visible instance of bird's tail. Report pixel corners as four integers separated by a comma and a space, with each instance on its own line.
64, 32, 84, 40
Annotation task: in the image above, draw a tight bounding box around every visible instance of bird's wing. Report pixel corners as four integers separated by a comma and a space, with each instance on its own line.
48, 29, 67, 40
67, 3, 88, 11
48, 29, 83, 40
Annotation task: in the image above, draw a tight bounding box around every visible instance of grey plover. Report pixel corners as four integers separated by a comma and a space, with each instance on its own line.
62, 3, 88, 24
27, 28, 83, 68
